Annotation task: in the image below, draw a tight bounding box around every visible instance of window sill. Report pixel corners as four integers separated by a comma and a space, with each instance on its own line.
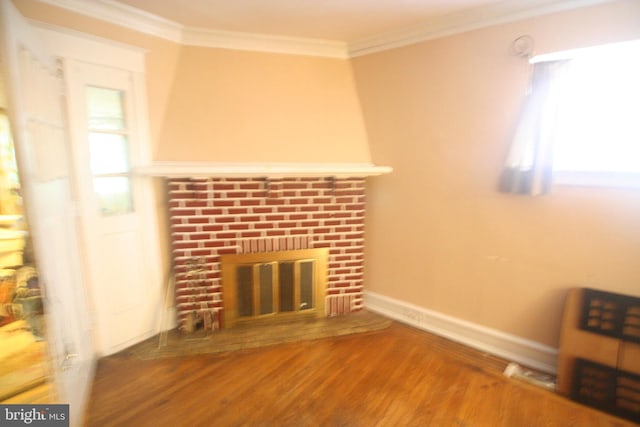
553, 171, 640, 189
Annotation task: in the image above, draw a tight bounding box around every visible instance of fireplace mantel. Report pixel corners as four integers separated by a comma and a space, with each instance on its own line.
134, 162, 392, 178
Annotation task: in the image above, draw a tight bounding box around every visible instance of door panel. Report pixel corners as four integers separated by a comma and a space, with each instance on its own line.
103, 231, 145, 313
63, 58, 162, 356
0, 1, 95, 425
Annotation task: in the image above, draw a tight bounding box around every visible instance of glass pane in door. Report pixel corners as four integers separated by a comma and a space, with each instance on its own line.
88, 133, 129, 174
86, 86, 125, 130
86, 85, 134, 216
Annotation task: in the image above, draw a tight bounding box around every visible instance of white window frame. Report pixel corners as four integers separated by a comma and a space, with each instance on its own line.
532, 40, 640, 190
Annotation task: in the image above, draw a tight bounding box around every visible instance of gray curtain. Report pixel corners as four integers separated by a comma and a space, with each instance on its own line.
499, 60, 570, 195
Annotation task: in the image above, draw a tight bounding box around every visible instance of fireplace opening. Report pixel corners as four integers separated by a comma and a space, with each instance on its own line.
221, 248, 328, 328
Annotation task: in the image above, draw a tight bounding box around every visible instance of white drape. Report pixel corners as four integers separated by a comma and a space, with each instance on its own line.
499, 60, 570, 195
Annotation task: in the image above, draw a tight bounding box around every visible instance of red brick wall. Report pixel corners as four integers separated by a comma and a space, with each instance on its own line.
167, 177, 366, 330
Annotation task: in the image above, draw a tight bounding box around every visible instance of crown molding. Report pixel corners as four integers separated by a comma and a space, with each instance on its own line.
348, 0, 615, 57
38, 0, 183, 42
182, 27, 348, 58
37, 0, 348, 58
38, 0, 614, 59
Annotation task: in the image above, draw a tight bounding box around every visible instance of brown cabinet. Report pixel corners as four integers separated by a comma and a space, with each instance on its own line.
557, 288, 640, 423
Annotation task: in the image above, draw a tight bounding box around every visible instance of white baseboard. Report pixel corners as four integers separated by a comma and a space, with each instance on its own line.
364, 290, 558, 374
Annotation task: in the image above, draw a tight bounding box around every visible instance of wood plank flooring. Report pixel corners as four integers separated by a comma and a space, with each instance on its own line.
85, 321, 638, 427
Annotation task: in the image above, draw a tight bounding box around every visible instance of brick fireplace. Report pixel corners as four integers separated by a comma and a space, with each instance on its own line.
167, 176, 367, 331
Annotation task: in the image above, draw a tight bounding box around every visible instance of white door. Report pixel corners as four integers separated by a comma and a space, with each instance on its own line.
0, 1, 94, 425
61, 54, 163, 356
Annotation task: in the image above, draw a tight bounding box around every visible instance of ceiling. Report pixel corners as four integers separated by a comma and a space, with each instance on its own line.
41, 0, 606, 57
111, 0, 502, 43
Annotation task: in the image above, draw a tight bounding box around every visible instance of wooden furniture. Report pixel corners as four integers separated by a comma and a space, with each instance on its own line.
557, 288, 640, 423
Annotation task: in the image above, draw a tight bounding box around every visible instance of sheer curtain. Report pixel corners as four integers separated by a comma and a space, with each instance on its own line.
498, 60, 570, 195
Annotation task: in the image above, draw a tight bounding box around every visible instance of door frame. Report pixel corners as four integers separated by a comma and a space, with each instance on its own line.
35, 25, 165, 356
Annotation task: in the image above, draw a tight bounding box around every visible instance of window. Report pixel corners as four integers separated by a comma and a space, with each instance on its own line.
545, 40, 640, 187
86, 86, 133, 215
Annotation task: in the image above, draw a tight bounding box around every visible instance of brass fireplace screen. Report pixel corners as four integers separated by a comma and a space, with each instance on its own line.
221, 249, 328, 328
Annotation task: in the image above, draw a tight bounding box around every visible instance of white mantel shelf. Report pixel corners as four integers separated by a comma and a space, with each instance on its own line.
134, 162, 393, 178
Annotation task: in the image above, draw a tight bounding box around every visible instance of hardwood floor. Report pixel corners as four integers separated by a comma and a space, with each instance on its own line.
85, 321, 638, 427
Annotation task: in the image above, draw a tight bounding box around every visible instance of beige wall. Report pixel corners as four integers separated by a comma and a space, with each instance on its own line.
353, 0, 640, 347
14, 0, 370, 163
156, 47, 370, 162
